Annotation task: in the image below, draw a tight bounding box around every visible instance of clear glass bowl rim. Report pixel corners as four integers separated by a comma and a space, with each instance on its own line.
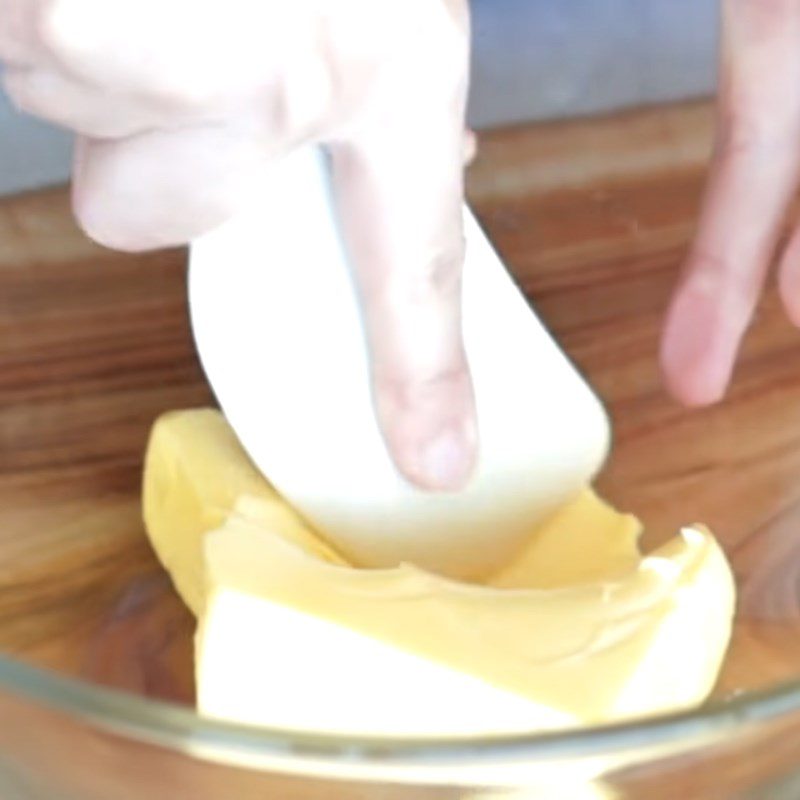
2, 650, 800, 780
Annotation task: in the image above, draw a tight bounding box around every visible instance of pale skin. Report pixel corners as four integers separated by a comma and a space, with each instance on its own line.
661, 0, 800, 405
0, 0, 790, 491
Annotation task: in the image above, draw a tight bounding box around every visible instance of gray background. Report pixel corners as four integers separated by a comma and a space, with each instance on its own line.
0, 0, 718, 196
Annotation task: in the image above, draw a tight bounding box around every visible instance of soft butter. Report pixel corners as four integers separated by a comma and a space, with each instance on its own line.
143, 409, 735, 737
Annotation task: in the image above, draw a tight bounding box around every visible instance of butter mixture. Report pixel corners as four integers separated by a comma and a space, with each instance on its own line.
143, 408, 735, 736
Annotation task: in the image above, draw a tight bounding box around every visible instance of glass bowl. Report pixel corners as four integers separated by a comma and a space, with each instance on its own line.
4, 102, 800, 799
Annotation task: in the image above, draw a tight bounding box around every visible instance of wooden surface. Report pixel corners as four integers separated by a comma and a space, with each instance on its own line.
2, 99, 800, 707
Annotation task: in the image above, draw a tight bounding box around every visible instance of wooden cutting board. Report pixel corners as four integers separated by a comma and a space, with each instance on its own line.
2, 99, 800, 710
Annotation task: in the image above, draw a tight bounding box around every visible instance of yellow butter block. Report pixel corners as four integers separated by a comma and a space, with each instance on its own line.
143, 409, 735, 736
142, 408, 345, 616
197, 509, 733, 734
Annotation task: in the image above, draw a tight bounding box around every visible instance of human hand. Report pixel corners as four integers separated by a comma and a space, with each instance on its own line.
661, 0, 800, 405
0, 0, 477, 491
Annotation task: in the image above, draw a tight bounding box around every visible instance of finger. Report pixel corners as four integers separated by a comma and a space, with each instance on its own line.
329, 54, 475, 491
3, 67, 158, 137
72, 121, 275, 251
331, 132, 476, 492
661, 0, 800, 406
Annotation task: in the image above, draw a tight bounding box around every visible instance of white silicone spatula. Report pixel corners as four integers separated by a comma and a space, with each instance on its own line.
189, 146, 610, 579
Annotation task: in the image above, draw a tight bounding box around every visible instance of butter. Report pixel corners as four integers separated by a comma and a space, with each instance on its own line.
199, 569, 575, 735
487, 490, 642, 589
142, 408, 345, 616
143, 409, 736, 736
197, 506, 733, 735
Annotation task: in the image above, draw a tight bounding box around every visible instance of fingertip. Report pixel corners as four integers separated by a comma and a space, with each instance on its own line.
661, 361, 727, 408
660, 280, 736, 408
660, 327, 725, 408
383, 398, 478, 492
375, 367, 478, 493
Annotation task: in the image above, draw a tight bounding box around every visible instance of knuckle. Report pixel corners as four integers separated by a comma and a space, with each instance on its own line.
715, 104, 799, 160
685, 249, 758, 313
715, 119, 764, 157
376, 363, 470, 412
399, 240, 466, 307
687, 249, 729, 282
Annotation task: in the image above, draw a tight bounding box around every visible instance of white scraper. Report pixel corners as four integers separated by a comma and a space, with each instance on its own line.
188, 146, 609, 578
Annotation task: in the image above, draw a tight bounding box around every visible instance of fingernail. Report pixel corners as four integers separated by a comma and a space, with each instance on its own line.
419, 429, 474, 491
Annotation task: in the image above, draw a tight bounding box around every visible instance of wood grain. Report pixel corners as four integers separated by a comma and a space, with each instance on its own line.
1, 100, 800, 706
0, 190, 209, 702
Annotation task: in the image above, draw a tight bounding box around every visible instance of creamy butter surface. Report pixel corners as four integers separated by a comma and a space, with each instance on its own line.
143, 409, 736, 737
